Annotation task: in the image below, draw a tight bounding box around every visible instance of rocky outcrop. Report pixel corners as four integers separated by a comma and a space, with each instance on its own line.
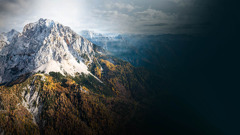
21, 76, 43, 124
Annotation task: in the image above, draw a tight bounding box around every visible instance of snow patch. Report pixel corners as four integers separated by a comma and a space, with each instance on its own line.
34, 58, 89, 76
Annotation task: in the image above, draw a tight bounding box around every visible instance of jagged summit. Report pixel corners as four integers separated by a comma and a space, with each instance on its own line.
23, 18, 64, 33
0, 19, 97, 83
0, 29, 19, 44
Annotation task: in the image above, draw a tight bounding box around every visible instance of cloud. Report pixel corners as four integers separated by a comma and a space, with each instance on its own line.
112, 3, 135, 12
168, 0, 194, 7
136, 8, 176, 21
0, 0, 33, 15
93, 10, 130, 19
0, 0, 214, 34
133, 8, 176, 34
90, 9, 134, 33
0, 0, 87, 33
143, 23, 168, 27
0, 0, 35, 32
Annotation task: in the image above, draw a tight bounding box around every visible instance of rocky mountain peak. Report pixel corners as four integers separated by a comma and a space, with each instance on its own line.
0, 29, 19, 42
0, 19, 97, 84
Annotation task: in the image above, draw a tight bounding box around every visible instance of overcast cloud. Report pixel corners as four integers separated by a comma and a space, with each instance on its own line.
0, 0, 214, 34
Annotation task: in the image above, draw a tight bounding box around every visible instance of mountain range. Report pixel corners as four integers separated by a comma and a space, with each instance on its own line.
0, 18, 158, 135
0, 18, 227, 135
79, 30, 194, 78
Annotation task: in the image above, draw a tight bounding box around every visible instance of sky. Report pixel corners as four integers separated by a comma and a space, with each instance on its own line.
0, 0, 216, 34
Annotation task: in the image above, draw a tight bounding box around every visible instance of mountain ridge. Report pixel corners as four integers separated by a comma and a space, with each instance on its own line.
0, 18, 99, 84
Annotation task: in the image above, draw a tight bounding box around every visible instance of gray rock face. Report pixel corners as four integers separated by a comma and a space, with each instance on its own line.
0, 18, 95, 83
0, 29, 19, 51
21, 76, 42, 124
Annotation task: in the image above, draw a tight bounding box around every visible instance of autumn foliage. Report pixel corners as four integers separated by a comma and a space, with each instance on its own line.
0, 55, 154, 135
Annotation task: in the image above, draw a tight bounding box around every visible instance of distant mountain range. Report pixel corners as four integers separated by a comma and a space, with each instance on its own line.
79, 30, 193, 79
79, 30, 127, 53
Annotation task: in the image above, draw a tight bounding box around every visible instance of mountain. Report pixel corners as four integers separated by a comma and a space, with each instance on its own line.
79, 30, 126, 52
0, 19, 98, 84
0, 19, 157, 135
